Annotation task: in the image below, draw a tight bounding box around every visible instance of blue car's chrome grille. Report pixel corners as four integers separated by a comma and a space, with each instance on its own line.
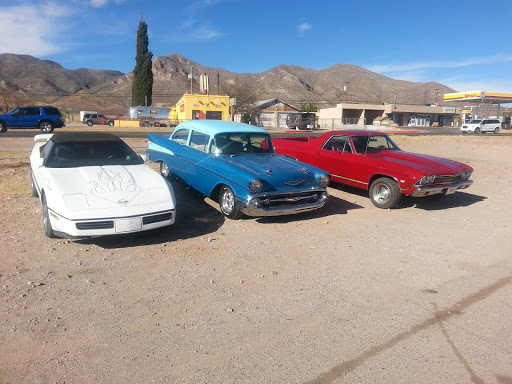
281, 179, 309, 187
259, 191, 322, 208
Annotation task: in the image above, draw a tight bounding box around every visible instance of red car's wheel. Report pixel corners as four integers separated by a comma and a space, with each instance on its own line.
369, 177, 401, 209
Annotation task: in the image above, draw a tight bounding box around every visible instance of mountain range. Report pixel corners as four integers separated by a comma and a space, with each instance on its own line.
0, 53, 456, 116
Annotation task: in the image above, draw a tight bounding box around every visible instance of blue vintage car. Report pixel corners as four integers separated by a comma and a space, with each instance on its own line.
147, 120, 330, 219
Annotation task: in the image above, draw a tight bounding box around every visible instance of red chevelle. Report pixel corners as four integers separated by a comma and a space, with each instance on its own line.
273, 130, 474, 208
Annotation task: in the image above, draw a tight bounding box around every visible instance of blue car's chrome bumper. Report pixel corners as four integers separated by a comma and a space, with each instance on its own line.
238, 190, 329, 217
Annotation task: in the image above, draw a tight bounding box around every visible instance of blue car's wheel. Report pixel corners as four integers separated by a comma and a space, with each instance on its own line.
160, 162, 171, 178
39, 121, 54, 133
219, 185, 243, 219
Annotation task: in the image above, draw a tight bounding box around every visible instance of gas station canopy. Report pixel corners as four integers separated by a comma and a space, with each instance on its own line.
443, 91, 512, 104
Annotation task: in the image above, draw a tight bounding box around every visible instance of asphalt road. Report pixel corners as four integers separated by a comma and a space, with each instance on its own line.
2, 125, 512, 139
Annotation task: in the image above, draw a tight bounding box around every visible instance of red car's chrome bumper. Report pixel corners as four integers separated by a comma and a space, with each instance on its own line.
408, 180, 473, 197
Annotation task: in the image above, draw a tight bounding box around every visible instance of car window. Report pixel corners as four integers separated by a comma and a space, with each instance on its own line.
26, 108, 40, 116
189, 130, 210, 152
212, 133, 274, 155
15, 108, 29, 116
45, 140, 144, 168
43, 107, 60, 115
172, 129, 190, 144
352, 135, 400, 154
322, 135, 352, 153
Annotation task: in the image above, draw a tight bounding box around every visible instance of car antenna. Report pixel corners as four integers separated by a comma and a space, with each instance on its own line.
364, 130, 371, 157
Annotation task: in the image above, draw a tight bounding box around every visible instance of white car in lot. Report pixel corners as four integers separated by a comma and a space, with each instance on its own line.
30, 132, 176, 238
461, 118, 501, 134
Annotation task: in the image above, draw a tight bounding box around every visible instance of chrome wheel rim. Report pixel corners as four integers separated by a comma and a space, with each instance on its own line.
160, 163, 170, 177
373, 183, 390, 204
221, 188, 235, 214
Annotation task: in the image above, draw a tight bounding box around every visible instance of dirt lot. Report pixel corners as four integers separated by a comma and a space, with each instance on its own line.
1, 133, 511, 383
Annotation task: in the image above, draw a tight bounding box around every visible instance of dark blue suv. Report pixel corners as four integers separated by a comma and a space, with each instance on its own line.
0, 106, 65, 133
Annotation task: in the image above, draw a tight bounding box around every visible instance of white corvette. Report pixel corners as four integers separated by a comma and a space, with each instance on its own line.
29, 132, 176, 238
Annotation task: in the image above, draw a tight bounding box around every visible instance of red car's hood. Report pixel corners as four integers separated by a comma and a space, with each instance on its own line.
371, 150, 472, 174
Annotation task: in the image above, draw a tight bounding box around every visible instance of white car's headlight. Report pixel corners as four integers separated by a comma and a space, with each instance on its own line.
64, 193, 89, 210
249, 179, 263, 193
319, 175, 330, 188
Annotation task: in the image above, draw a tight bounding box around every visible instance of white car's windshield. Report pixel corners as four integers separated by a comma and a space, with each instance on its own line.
45, 140, 144, 168
468, 119, 482, 124
212, 133, 274, 155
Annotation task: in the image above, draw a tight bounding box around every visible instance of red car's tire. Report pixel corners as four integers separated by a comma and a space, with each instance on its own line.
369, 177, 401, 209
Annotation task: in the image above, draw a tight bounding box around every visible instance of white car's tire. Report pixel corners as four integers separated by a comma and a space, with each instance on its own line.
42, 194, 56, 238
30, 171, 38, 197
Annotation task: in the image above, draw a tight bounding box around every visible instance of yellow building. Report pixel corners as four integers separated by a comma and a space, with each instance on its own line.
172, 94, 230, 121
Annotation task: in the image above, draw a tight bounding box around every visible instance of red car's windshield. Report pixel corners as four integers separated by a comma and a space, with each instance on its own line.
351, 135, 400, 154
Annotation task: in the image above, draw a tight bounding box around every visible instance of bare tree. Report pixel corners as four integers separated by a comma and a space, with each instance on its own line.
0, 86, 30, 113
221, 79, 259, 122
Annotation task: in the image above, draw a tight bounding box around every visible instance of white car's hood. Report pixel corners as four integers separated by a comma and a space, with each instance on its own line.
42, 164, 175, 219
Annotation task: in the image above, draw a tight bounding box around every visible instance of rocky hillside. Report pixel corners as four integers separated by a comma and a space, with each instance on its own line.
0, 53, 456, 116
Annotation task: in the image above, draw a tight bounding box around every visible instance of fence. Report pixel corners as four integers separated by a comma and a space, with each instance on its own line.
317, 118, 373, 130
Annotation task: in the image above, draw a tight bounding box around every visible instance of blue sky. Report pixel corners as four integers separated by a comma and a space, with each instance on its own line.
1, 0, 511, 92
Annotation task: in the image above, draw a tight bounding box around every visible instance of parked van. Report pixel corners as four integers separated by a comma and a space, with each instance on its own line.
461, 118, 501, 134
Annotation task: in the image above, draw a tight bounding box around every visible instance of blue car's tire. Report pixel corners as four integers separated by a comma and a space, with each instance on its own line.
39, 121, 54, 133
0, 121, 6, 133
159, 162, 171, 178
219, 185, 243, 219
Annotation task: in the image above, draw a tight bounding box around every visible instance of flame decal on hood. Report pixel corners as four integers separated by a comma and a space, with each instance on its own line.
90, 167, 141, 206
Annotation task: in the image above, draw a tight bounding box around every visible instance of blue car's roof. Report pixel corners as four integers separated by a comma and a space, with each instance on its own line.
175, 120, 268, 136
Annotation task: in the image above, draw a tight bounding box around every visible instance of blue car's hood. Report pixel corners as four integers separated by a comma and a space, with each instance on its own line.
222, 154, 318, 188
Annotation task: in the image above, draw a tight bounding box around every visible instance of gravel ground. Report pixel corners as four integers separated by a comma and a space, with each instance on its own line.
0, 133, 511, 383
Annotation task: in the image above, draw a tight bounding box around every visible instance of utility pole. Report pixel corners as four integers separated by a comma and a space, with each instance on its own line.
190, 66, 194, 94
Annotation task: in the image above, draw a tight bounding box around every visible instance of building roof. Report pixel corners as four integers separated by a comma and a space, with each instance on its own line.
252, 98, 301, 111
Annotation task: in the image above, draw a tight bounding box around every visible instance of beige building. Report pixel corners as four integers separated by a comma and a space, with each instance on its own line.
319, 102, 458, 128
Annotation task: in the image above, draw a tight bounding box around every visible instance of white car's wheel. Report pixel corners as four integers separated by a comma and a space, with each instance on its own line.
30, 171, 38, 197
42, 194, 56, 238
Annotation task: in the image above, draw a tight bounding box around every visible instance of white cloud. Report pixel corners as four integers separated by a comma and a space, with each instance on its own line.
89, 0, 125, 6
180, 25, 225, 41
0, 3, 72, 56
297, 22, 312, 37
367, 54, 512, 74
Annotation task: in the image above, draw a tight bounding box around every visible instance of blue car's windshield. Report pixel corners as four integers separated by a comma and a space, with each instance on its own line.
212, 133, 274, 155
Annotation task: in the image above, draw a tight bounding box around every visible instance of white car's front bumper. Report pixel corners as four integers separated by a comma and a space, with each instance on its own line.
48, 208, 175, 238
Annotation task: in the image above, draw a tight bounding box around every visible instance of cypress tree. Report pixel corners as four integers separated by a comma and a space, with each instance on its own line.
132, 21, 153, 106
